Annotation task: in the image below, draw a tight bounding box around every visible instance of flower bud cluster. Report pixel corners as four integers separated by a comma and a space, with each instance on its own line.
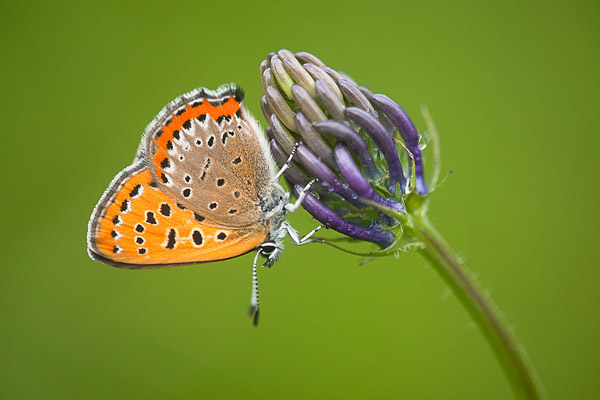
261, 49, 428, 249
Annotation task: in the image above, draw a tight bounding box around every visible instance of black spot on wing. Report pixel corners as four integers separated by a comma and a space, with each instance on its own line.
145, 211, 157, 225
194, 213, 205, 222
159, 203, 171, 217
192, 230, 203, 246
129, 184, 142, 198
120, 199, 130, 212
166, 229, 177, 249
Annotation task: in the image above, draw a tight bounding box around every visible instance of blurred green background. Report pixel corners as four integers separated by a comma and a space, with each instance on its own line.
2, 0, 598, 398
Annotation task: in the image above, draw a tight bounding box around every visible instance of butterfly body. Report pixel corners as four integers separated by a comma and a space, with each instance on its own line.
87, 85, 289, 269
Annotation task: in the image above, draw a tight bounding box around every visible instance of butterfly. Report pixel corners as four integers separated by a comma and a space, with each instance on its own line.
87, 84, 317, 324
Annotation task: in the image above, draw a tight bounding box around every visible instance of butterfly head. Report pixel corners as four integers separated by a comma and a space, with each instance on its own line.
257, 182, 290, 268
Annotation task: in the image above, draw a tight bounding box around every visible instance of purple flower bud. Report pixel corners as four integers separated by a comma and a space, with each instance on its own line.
296, 144, 364, 208
370, 94, 428, 194
295, 51, 325, 67
260, 95, 273, 121
269, 113, 296, 155
260, 49, 430, 247
270, 56, 294, 99
283, 57, 317, 98
302, 63, 344, 102
315, 80, 346, 122
266, 86, 297, 131
337, 79, 377, 117
295, 111, 336, 170
294, 185, 394, 248
313, 120, 380, 180
333, 142, 403, 212
291, 84, 327, 123
345, 107, 407, 194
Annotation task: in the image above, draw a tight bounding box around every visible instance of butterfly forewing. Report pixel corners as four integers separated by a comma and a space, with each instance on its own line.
87, 162, 268, 268
144, 87, 274, 227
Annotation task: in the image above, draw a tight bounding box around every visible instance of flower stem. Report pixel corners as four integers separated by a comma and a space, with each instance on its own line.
410, 214, 545, 400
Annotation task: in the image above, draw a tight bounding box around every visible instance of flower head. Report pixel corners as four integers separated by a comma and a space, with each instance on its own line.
261, 49, 431, 252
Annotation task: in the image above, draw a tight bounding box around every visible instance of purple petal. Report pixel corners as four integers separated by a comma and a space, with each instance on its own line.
302, 63, 344, 103
315, 80, 346, 122
294, 185, 394, 248
260, 95, 273, 121
270, 56, 294, 99
321, 65, 345, 82
262, 68, 275, 95
345, 107, 407, 194
371, 94, 428, 194
296, 144, 364, 208
313, 120, 380, 180
334, 142, 403, 212
291, 84, 327, 123
295, 111, 336, 170
266, 86, 297, 132
337, 79, 376, 117
260, 59, 269, 75
277, 49, 295, 59
270, 114, 296, 155
295, 51, 326, 67
271, 140, 329, 197
283, 57, 317, 98
358, 85, 374, 98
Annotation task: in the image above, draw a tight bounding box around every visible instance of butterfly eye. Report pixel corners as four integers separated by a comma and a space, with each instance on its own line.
260, 243, 277, 256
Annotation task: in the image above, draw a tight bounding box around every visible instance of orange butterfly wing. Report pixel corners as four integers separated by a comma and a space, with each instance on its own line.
87, 162, 268, 269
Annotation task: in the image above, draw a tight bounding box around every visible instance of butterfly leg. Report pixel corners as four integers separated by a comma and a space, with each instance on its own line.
285, 179, 317, 213
285, 222, 324, 246
273, 142, 300, 181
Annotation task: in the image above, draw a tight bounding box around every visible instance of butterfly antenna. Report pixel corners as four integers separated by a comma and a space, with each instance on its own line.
248, 250, 261, 326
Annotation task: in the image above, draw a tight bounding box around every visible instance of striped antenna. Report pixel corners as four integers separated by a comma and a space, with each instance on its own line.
248, 250, 261, 326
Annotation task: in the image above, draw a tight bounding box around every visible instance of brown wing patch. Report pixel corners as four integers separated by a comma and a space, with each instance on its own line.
146, 96, 273, 227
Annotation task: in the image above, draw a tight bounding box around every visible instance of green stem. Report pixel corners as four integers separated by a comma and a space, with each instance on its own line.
410, 214, 545, 400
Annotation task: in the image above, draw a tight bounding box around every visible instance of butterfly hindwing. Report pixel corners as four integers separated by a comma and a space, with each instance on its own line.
87, 161, 268, 269
142, 85, 275, 227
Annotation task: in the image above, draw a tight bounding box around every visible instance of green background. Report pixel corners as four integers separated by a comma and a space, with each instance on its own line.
2, 0, 598, 398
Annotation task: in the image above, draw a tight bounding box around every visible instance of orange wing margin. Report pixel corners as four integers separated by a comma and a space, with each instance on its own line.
87, 162, 268, 269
